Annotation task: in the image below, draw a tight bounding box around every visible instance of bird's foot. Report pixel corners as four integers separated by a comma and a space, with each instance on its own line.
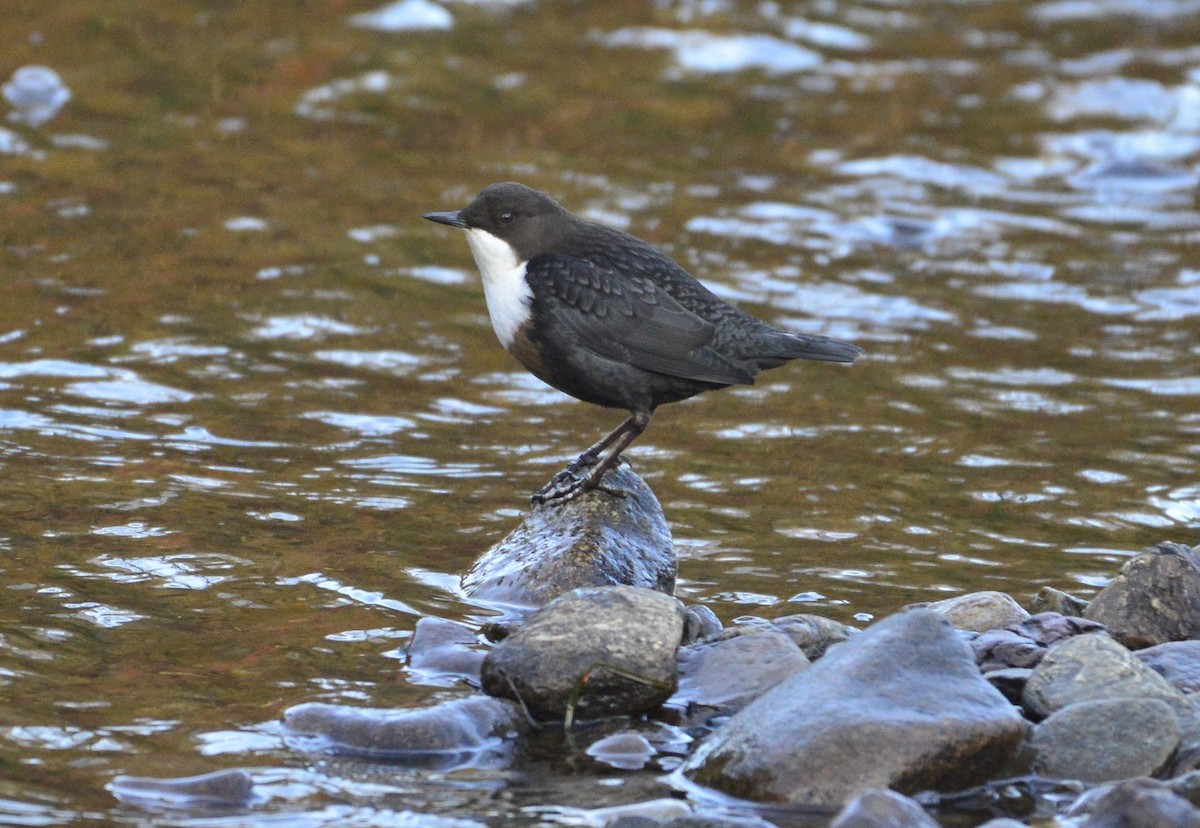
530, 468, 589, 505
530, 455, 626, 506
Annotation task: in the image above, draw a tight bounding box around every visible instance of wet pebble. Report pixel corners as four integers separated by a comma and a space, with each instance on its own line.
682, 604, 722, 644
406, 616, 485, 686
681, 608, 1025, 807
829, 788, 939, 828
281, 695, 528, 767
665, 628, 808, 721
108, 768, 255, 809
462, 466, 675, 609
971, 612, 1108, 673
585, 731, 657, 770
1066, 778, 1200, 828
1031, 697, 1180, 782
1136, 640, 1200, 694
1084, 541, 1200, 648
480, 585, 685, 721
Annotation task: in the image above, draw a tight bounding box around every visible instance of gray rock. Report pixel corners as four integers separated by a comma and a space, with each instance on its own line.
666, 628, 809, 716
462, 465, 675, 609
1023, 633, 1194, 720
405, 616, 484, 686
926, 591, 1030, 632
1029, 586, 1088, 617
1137, 641, 1200, 694
481, 585, 685, 721
108, 768, 255, 809
683, 604, 723, 644
976, 820, 1032, 828
1031, 698, 1180, 782
281, 695, 527, 766
681, 608, 1025, 807
830, 788, 939, 827
1084, 541, 1200, 649
769, 613, 858, 660
1067, 778, 1200, 828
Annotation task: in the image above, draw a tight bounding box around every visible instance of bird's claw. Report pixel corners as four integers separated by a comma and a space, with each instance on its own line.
530, 455, 626, 506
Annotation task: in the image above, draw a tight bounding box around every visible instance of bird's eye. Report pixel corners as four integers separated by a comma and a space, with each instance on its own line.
499, 211, 515, 224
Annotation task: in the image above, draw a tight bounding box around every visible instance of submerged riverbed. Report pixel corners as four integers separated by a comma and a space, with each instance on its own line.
2, 0, 1198, 824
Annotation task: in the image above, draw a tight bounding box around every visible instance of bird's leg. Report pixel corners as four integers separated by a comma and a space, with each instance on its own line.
564, 414, 638, 474
532, 410, 652, 505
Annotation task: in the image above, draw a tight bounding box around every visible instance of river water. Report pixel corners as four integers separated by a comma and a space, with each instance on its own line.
2, 0, 1198, 825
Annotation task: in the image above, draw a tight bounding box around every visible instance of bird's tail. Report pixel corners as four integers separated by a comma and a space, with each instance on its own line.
761, 331, 863, 366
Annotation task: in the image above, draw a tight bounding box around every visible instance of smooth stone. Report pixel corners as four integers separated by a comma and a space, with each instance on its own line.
405, 616, 485, 686
681, 608, 1025, 807
666, 628, 809, 717
1022, 633, 1194, 720
586, 731, 657, 770
1029, 586, 1088, 617
976, 820, 1035, 828
829, 788, 939, 827
769, 613, 858, 660
462, 465, 676, 609
1067, 778, 1200, 828
108, 768, 255, 809
1136, 641, 1200, 694
281, 695, 527, 767
481, 585, 685, 721
1084, 541, 1200, 648
1031, 698, 1180, 782
926, 591, 1030, 633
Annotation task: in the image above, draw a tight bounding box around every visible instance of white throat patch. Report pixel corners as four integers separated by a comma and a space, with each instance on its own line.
465, 228, 533, 349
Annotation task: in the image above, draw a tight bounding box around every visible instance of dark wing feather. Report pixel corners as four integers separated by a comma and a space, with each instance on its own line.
527, 255, 755, 386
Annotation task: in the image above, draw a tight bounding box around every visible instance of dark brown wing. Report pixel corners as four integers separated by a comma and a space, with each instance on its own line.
526, 254, 755, 385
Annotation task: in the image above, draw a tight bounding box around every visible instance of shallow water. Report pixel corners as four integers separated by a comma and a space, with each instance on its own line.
1, 0, 1198, 824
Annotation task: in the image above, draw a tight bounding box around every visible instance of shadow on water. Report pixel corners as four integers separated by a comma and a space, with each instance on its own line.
1, 0, 1199, 823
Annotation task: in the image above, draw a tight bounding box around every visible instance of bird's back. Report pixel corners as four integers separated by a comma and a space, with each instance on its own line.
556, 219, 860, 368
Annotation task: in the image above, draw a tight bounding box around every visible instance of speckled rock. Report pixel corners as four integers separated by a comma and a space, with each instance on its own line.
1023, 632, 1194, 720
1029, 586, 1088, 616
1137, 641, 1200, 694
1031, 697, 1180, 782
461, 465, 675, 609
681, 608, 1025, 807
769, 613, 858, 660
1084, 541, 1200, 648
481, 585, 685, 721
926, 591, 1030, 632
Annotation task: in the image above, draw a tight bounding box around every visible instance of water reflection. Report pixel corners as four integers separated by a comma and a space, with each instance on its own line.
2, 0, 1199, 822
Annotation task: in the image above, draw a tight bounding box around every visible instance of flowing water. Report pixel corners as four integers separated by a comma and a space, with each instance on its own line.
1, 0, 1198, 824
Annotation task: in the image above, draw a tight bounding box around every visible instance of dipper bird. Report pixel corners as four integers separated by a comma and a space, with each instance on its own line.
424, 182, 862, 503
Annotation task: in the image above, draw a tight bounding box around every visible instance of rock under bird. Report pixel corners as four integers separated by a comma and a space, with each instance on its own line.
424, 182, 862, 503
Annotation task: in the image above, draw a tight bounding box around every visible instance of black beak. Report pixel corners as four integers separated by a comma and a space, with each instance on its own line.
423, 210, 468, 229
